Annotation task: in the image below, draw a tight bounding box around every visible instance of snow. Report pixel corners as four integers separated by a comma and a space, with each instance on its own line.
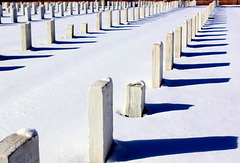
17, 128, 38, 138
0, 4, 240, 163
129, 80, 145, 86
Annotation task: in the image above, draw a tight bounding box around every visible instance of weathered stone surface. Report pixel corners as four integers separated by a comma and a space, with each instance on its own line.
165, 31, 174, 71
174, 26, 182, 58
125, 81, 146, 117
116, 10, 121, 25
152, 42, 163, 88
21, 22, 32, 51
81, 22, 88, 34
96, 12, 102, 31
25, 6, 31, 21
47, 19, 55, 44
187, 19, 192, 43
10, 8, 17, 23
66, 24, 74, 39
124, 8, 128, 23
0, 129, 39, 163
181, 21, 188, 49
107, 10, 112, 28
88, 78, 113, 163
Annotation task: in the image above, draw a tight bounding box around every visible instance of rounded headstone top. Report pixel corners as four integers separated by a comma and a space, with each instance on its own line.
17, 128, 38, 138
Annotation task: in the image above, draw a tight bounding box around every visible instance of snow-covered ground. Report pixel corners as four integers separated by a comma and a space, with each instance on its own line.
0, 4, 239, 163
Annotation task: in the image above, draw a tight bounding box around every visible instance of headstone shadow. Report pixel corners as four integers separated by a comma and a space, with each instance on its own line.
191, 38, 226, 42
144, 103, 193, 115
174, 62, 230, 70
0, 66, 25, 71
30, 47, 79, 51
187, 43, 228, 48
0, 55, 53, 61
108, 136, 238, 162
195, 34, 227, 37
55, 40, 97, 44
181, 51, 227, 57
162, 78, 230, 87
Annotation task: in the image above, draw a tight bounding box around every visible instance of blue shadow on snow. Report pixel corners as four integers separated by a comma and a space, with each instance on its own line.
195, 34, 227, 37
191, 38, 226, 42
144, 103, 193, 115
0, 55, 52, 61
174, 62, 230, 70
162, 78, 230, 87
187, 43, 228, 48
201, 27, 226, 30
31, 47, 79, 51
0, 66, 25, 71
55, 40, 97, 44
109, 136, 238, 161
181, 51, 227, 57
198, 30, 228, 33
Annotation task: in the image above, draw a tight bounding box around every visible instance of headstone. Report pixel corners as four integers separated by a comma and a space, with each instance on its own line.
59, 3, 64, 16
192, 16, 196, 38
146, 6, 150, 17
102, 0, 105, 10
142, 6, 145, 18
90, 2, 94, 13
50, 5, 55, 18
116, 10, 121, 25
96, 2, 99, 12
125, 81, 146, 117
131, 8, 135, 21
165, 31, 174, 71
55, 2, 59, 12
66, 24, 74, 39
96, 12, 102, 31
199, 12, 202, 30
152, 42, 163, 88
76, 3, 80, 14
174, 26, 182, 58
25, 7, 31, 21
181, 21, 188, 49
45, 2, 49, 10
81, 22, 88, 34
84, 3, 88, 14
47, 19, 55, 44
0, 129, 39, 163
81, 2, 84, 10
0, 5, 2, 17
124, 8, 128, 24
69, 2, 73, 15
32, 3, 37, 14
21, 3, 26, 15
187, 19, 192, 43
150, 4, 153, 15
10, 8, 17, 23
107, 1, 110, 10
136, 7, 140, 20
39, 5, 44, 19
107, 10, 112, 28
21, 22, 32, 51
88, 78, 113, 163
195, 13, 199, 34
63, 2, 67, 11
